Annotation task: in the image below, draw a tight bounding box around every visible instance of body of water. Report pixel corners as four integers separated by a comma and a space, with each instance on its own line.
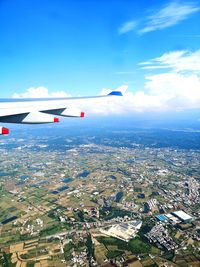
78, 171, 90, 178
115, 191, 123, 202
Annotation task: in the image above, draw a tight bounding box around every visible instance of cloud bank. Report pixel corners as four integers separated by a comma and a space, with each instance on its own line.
12, 86, 71, 98
12, 49, 200, 115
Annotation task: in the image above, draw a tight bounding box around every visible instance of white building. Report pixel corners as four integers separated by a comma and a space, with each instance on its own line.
172, 210, 192, 223
100, 220, 142, 242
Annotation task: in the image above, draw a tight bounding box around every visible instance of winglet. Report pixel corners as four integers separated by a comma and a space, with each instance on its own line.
108, 91, 123, 96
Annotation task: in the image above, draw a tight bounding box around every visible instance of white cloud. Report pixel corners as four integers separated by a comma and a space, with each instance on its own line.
84, 50, 200, 114
12, 52, 200, 115
12, 85, 163, 115
118, 20, 137, 34
140, 50, 200, 72
12, 86, 71, 98
119, 1, 199, 35
77, 87, 167, 115
144, 73, 200, 109
139, 1, 200, 34
137, 49, 200, 111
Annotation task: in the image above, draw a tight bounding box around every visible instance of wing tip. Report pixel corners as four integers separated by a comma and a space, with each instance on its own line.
108, 91, 123, 96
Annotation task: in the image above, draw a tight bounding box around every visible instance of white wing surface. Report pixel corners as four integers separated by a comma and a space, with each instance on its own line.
0, 91, 122, 134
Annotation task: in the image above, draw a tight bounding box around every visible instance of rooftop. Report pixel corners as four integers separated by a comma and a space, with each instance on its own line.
172, 210, 192, 221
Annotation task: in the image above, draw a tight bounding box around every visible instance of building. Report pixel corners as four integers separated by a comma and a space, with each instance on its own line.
165, 213, 180, 224
100, 220, 142, 242
156, 214, 168, 222
172, 210, 192, 223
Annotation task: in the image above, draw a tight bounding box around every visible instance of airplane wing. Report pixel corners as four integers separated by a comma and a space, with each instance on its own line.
0, 91, 122, 135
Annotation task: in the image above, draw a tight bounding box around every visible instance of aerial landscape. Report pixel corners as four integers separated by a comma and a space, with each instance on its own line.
0, 120, 199, 266
1, 0, 200, 266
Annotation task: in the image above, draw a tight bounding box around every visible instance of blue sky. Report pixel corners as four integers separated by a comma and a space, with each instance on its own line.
1, 0, 200, 114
